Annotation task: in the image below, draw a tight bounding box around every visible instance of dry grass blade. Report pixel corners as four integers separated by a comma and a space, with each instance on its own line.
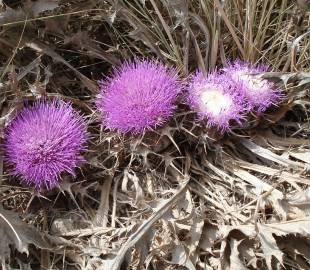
1, 0, 310, 269
93, 175, 113, 227
101, 177, 189, 270
25, 42, 97, 93
214, 0, 245, 58
239, 138, 302, 169
149, 0, 182, 64
0, 16, 27, 80
238, 161, 310, 185
0, 8, 107, 27
188, 12, 210, 71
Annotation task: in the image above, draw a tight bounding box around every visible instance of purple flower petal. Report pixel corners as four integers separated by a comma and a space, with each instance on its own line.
4, 100, 87, 190
187, 71, 248, 131
223, 60, 282, 112
96, 60, 182, 134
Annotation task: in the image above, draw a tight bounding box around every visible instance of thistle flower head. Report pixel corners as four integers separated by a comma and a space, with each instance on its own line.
187, 71, 247, 131
96, 59, 181, 134
4, 100, 87, 190
223, 60, 281, 112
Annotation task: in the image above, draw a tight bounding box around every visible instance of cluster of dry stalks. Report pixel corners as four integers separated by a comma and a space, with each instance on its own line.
0, 0, 310, 269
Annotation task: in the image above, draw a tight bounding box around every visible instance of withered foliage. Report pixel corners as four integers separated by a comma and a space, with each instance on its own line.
0, 0, 310, 269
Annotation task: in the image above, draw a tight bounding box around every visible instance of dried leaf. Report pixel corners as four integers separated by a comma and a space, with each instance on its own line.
199, 224, 218, 253
0, 0, 59, 25
0, 6, 25, 25
229, 239, 248, 270
27, 0, 59, 16
220, 217, 310, 270
0, 206, 75, 261
257, 225, 283, 270
288, 188, 310, 206
170, 245, 196, 270
99, 178, 189, 270
229, 165, 287, 218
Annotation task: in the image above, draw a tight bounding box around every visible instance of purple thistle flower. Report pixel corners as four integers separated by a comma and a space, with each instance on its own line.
96, 59, 181, 134
187, 71, 247, 131
4, 100, 87, 190
223, 60, 281, 112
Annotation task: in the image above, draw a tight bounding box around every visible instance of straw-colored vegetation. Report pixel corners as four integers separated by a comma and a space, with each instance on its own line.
0, 0, 309, 269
